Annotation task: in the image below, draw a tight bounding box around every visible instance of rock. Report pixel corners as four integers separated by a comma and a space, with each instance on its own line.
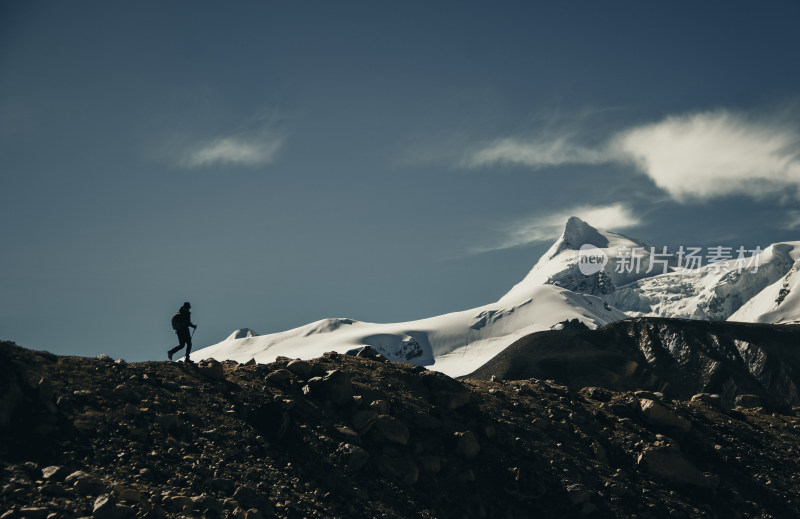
351, 409, 378, 435
41, 483, 67, 496
18, 508, 49, 519
285, 359, 312, 378
691, 393, 722, 407
369, 399, 389, 415
233, 485, 265, 510
591, 440, 609, 464
419, 371, 471, 409
381, 456, 419, 485
192, 495, 222, 513
169, 495, 194, 510
92, 494, 118, 518
156, 414, 180, 432
197, 359, 225, 380
735, 394, 762, 408
265, 369, 293, 386
335, 425, 361, 444
322, 370, 353, 406
112, 384, 138, 403
414, 413, 443, 430
334, 443, 370, 472
210, 477, 235, 492
0, 381, 23, 426
455, 431, 481, 459
639, 399, 691, 432
566, 483, 591, 505
122, 403, 140, 416
374, 416, 410, 445
65, 470, 102, 495
357, 345, 385, 360
581, 386, 613, 402
245, 510, 264, 519
42, 465, 69, 481
637, 447, 719, 488
37, 377, 55, 409
417, 454, 441, 473
116, 487, 142, 503
532, 417, 549, 431
634, 390, 664, 401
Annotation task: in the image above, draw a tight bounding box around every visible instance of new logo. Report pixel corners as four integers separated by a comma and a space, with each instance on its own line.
578, 244, 608, 276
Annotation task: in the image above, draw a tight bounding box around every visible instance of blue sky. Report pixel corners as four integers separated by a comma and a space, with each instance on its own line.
2, 1, 800, 360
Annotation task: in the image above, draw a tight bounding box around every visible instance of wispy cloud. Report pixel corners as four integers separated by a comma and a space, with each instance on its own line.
179, 130, 284, 169
474, 203, 641, 253
464, 134, 611, 169
614, 111, 800, 202
465, 108, 800, 202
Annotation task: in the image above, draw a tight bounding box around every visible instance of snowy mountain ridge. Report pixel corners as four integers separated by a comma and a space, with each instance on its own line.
194, 218, 800, 376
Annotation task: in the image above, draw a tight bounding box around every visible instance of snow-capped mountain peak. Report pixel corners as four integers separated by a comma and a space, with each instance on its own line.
556, 216, 610, 252
194, 218, 800, 377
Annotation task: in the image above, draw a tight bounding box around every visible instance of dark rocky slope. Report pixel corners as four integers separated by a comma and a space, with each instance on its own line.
2, 339, 800, 518
468, 318, 800, 408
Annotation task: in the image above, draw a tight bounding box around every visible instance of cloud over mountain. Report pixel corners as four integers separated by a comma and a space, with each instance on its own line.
466, 108, 800, 202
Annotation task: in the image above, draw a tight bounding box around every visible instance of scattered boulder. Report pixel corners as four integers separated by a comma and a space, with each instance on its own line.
92, 494, 118, 519
351, 409, 378, 436
637, 446, 719, 488
18, 508, 49, 519
566, 483, 591, 505
334, 443, 370, 473
321, 370, 353, 406
265, 369, 293, 386
639, 398, 691, 432
455, 430, 481, 459
156, 413, 181, 432
691, 393, 722, 408
373, 416, 410, 445
41, 465, 69, 482
112, 384, 138, 403
0, 380, 23, 426
197, 358, 225, 380
381, 456, 419, 485
286, 360, 312, 378
734, 394, 762, 409
417, 454, 441, 473
419, 371, 471, 409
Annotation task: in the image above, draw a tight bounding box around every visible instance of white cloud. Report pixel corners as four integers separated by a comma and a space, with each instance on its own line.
614, 111, 800, 202
476, 203, 641, 253
465, 109, 800, 202
465, 134, 611, 169
180, 132, 283, 169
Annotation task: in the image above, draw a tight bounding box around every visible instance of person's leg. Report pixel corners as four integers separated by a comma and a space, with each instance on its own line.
185, 335, 193, 361
169, 330, 189, 360
168, 338, 183, 359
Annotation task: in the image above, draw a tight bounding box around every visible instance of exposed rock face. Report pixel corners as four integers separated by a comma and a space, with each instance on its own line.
2, 340, 800, 518
469, 317, 800, 408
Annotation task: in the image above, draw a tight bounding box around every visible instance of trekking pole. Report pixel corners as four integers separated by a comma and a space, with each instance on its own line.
191, 325, 197, 338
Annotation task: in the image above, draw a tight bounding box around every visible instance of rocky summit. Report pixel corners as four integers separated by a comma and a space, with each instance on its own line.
2, 339, 800, 519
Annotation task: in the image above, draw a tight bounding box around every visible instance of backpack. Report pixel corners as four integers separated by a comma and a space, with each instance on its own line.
171, 312, 182, 331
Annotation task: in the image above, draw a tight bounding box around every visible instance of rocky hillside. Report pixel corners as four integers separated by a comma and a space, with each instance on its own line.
469, 318, 800, 409
2, 339, 800, 518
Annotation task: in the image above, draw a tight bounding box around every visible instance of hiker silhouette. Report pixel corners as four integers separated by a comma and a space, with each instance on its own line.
168, 302, 197, 362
